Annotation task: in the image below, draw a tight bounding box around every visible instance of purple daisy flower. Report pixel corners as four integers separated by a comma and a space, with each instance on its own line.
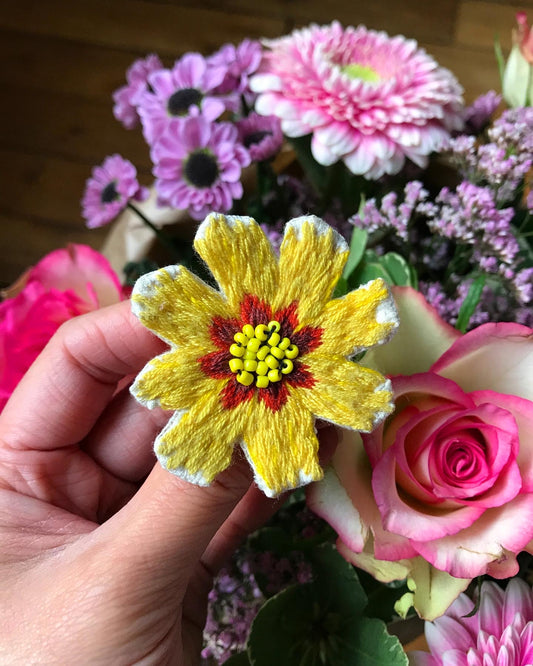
237, 112, 283, 161
81, 154, 148, 228
138, 53, 227, 145
208, 39, 263, 111
151, 115, 251, 220
112, 54, 164, 129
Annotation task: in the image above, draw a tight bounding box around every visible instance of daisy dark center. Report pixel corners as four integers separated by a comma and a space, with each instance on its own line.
228, 320, 299, 389
243, 130, 272, 148
167, 88, 203, 116
101, 181, 119, 204
184, 150, 219, 188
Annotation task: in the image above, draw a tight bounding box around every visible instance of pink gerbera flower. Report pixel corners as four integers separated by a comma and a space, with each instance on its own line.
138, 53, 227, 145
151, 115, 251, 220
81, 154, 148, 228
112, 54, 164, 129
251, 21, 464, 179
409, 579, 533, 666
237, 112, 283, 161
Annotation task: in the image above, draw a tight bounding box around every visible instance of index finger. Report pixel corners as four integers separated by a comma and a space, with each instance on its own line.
0, 300, 165, 451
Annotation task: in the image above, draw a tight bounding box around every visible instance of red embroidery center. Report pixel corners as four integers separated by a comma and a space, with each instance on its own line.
199, 294, 322, 412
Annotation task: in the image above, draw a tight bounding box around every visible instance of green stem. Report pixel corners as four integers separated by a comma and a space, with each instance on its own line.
318, 162, 344, 216
127, 201, 178, 258
519, 211, 532, 233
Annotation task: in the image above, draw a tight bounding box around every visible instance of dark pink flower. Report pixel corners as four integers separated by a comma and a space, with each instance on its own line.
237, 113, 283, 161
113, 54, 164, 129
0, 245, 125, 411
151, 115, 250, 220
138, 53, 227, 145
81, 154, 149, 228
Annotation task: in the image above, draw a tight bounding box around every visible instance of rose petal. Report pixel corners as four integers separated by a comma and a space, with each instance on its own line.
411, 493, 533, 579
364, 287, 460, 376
432, 322, 533, 402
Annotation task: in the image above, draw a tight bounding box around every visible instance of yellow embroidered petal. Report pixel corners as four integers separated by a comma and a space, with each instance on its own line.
242, 394, 322, 497
194, 213, 279, 310
313, 278, 399, 356
273, 216, 349, 322
155, 391, 252, 485
131, 264, 233, 347
131, 349, 221, 411
297, 353, 393, 432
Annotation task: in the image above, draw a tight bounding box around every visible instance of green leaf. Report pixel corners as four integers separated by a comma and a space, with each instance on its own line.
310, 543, 367, 617
379, 252, 414, 287
225, 653, 252, 665
247, 545, 407, 665
333, 275, 349, 298
345, 617, 409, 666
456, 275, 486, 333
352, 261, 393, 286
343, 227, 368, 280
494, 35, 506, 86
357, 568, 410, 623
408, 264, 419, 290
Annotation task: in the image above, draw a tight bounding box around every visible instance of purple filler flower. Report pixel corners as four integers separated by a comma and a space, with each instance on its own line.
151, 115, 251, 220
237, 113, 283, 162
463, 90, 501, 134
81, 154, 148, 228
138, 53, 227, 145
112, 54, 163, 129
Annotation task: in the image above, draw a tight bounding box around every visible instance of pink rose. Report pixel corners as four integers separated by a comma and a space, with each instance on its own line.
308, 287, 533, 619
0, 244, 125, 411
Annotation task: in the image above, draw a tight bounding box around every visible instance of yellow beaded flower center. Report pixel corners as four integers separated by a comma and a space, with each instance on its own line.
229, 321, 300, 388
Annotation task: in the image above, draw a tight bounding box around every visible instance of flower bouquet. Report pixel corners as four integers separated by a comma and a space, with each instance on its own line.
2, 12, 533, 666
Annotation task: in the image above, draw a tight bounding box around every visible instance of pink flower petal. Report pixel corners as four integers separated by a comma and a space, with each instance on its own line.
411, 493, 533, 578
373, 445, 485, 541
425, 616, 476, 655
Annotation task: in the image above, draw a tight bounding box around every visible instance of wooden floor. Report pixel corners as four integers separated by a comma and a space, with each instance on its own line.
0, 0, 531, 284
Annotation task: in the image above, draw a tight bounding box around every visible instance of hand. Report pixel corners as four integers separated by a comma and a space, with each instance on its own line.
0, 300, 337, 664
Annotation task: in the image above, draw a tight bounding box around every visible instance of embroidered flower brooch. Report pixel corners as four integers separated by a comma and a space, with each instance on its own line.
130, 213, 399, 497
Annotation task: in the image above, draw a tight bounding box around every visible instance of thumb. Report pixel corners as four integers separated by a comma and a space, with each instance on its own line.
100, 456, 254, 584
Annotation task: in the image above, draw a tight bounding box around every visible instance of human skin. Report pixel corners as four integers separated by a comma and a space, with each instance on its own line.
0, 300, 336, 664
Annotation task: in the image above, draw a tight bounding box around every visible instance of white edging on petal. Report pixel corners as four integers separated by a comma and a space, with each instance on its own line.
375, 298, 399, 329
163, 466, 210, 486
152, 411, 209, 487
239, 440, 322, 498
284, 215, 349, 253
357, 279, 400, 342
129, 351, 175, 410
131, 264, 182, 319
195, 211, 258, 241
369, 378, 394, 430
239, 441, 277, 498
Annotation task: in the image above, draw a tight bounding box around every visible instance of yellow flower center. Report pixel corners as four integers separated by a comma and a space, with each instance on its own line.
341, 63, 381, 83
229, 320, 299, 388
